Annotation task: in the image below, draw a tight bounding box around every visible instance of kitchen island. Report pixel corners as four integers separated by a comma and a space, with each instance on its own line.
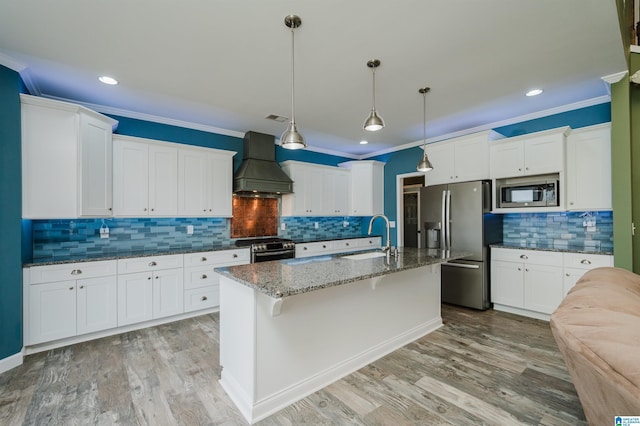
215, 247, 468, 423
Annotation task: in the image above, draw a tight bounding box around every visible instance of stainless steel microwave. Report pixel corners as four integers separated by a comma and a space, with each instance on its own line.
496, 175, 559, 208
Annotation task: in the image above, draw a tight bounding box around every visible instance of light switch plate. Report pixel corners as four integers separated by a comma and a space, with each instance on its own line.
187, 225, 194, 235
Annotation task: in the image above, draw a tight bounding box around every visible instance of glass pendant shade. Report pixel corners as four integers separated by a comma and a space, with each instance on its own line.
280, 121, 306, 150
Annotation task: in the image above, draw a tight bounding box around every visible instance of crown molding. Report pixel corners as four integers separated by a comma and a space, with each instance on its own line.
601, 71, 628, 85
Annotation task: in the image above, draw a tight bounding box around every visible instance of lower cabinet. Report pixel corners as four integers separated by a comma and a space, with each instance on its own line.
491, 247, 613, 319
25, 260, 118, 345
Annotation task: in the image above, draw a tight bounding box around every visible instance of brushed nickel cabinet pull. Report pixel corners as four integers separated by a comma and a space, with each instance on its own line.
69, 286, 74, 290
201, 296, 208, 301
519, 254, 528, 260
233, 254, 238, 258
201, 274, 207, 279
71, 269, 82, 275
581, 259, 591, 265
79, 285, 84, 289
149, 261, 157, 267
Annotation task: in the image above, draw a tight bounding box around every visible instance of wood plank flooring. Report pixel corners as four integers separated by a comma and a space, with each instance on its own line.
0, 305, 586, 425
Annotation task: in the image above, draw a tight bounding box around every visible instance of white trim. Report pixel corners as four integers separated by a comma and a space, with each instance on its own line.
492, 304, 550, 322
0, 52, 27, 72
631, 45, 640, 54
0, 350, 24, 374
360, 95, 611, 160
601, 71, 628, 85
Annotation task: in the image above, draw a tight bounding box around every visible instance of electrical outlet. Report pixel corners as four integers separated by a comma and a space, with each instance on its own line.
314, 222, 319, 229
390, 221, 396, 228
281, 222, 286, 230
343, 221, 349, 227
187, 225, 194, 235
99, 226, 109, 239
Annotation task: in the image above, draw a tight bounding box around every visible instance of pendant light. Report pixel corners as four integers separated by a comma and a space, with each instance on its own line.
363, 59, 385, 131
280, 14, 306, 150
416, 87, 434, 172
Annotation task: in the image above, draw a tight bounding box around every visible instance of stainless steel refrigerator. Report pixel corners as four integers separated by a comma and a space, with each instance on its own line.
419, 180, 502, 310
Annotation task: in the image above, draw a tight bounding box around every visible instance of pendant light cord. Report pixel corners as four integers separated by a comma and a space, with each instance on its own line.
422, 90, 427, 149
290, 26, 296, 124
371, 67, 377, 111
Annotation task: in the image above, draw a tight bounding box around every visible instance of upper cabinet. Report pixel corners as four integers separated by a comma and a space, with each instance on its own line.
113, 136, 178, 217
21, 95, 118, 219
490, 127, 569, 179
178, 146, 235, 217
339, 160, 385, 216
323, 168, 350, 215
422, 131, 496, 186
281, 161, 325, 216
565, 123, 612, 211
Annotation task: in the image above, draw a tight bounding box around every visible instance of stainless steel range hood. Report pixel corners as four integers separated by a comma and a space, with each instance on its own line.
233, 131, 293, 194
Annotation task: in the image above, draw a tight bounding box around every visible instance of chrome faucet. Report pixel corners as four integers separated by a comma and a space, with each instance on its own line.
368, 214, 391, 253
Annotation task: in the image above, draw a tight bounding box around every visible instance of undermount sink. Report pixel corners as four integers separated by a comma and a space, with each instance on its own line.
342, 251, 387, 260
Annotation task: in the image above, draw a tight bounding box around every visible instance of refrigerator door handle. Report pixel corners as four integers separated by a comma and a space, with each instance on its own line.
441, 190, 447, 250
444, 262, 480, 269
445, 189, 452, 250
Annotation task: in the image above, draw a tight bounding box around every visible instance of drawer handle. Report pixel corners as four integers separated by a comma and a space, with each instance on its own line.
201, 274, 208, 279
79, 285, 84, 289
71, 269, 82, 275
304, 247, 308, 250
322, 245, 326, 249
69, 286, 74, 290
566, 273, 571, 277
346, 243, 350, 246
201, 257, 207, 262
519, 255, 528, 260
149, 261, 157, 267
201, 296, 208, 301
580, 259, 591, 265
233, 254, 238, 258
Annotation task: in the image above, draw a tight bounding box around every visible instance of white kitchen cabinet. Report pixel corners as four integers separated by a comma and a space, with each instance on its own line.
178, 147, 235, 217
280, 161, 327, 216
324, 168, 350, 215
295, 237, 382, 258
117, 254, 184, 326
423, 132, 493, 186
21, 94, 117, 219
562, 252, 613, 296
490, 127, 569, 179
183, 249, 250, 312
565, 123, 612, 211
24, 260, 118, 345
338, 160, 385, 216
491, 248, 563, 319
113, 135, 178, 217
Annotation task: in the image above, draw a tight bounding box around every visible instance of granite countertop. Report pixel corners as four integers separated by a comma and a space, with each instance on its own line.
23, 244, 243, 267
490, 242, 613, 255
215, 247, 469, 299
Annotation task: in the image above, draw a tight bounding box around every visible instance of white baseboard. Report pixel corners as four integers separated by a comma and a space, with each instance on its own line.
0, 350, 24, 375
493, 304, 550, 321
221, 318, 443, 424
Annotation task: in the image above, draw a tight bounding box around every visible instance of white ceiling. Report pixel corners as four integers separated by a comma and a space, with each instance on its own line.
0, 0, 627, 158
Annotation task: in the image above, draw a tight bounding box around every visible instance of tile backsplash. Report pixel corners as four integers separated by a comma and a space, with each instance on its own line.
502, 211, 613, 252
279, 216, 366, 241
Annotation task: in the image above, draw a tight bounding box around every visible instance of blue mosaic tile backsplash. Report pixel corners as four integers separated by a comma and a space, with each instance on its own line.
30, 216, 369, 260
502, 211, 613, 252
32, 218, 231, 260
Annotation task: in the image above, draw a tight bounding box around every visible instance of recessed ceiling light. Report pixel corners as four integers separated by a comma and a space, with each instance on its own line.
525, 88, 543, 97
360, 140, 368, 145
98, 76, 118, 85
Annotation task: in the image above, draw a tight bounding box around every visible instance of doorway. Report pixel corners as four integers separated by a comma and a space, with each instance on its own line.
398, 175, 425, 248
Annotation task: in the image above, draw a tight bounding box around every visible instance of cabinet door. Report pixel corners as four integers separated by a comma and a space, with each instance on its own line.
28, 280, 77, 344
113, 139, 149, 216
77, 275, 117, 335
305, 167, 324, 215
423, 143, 454, 185
566, 125, 611, 210
117, 272, 153, 326
454, 137, 489, 182
490, 260, 524, 307
324, 169, 349, 215
178, 149, 209, 216
523, 264, 563, 314
209, 153, 233, 216
80, 114, 113, 217
490, 142, 524, 178
148, 145, 178, 216
524, 134, 564, 175
563, 267, 584, 297
152, 268, 184, 318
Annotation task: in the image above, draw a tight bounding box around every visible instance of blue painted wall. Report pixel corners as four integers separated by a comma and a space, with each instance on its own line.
367, 103, 613, 247
0, 65, 23, 359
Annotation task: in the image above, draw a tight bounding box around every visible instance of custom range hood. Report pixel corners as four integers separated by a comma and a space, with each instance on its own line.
233, 131, 293, 195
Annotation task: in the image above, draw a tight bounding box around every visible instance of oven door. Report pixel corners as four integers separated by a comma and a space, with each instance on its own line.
252, 249, 295, 263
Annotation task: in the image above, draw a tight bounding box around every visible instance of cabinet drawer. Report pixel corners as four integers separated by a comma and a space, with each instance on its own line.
183, 249, 249, 267
563, 252, 612, 269
184, 265, 220, 290
117, 254, 183, 274
184, 286, 219, 312
296, 242, 334, 257
491, 248, 562, 266
28, 260, 117, 284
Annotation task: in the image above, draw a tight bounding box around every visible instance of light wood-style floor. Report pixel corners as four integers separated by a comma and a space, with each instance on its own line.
0, 305, 586, 425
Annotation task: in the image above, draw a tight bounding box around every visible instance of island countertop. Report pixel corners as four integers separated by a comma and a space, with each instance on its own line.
215, 247, 469, 298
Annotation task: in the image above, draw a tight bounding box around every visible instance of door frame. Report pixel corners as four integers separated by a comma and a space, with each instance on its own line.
396, 172, 426, 248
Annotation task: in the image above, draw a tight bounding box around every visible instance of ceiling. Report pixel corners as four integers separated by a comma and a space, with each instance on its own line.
0, 0, 627, 158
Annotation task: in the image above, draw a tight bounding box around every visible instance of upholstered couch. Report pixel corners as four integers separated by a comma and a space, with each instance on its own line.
550, 267, 640, 425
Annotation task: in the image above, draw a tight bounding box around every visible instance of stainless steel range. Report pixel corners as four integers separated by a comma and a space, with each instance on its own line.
235, 237, 296, 263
